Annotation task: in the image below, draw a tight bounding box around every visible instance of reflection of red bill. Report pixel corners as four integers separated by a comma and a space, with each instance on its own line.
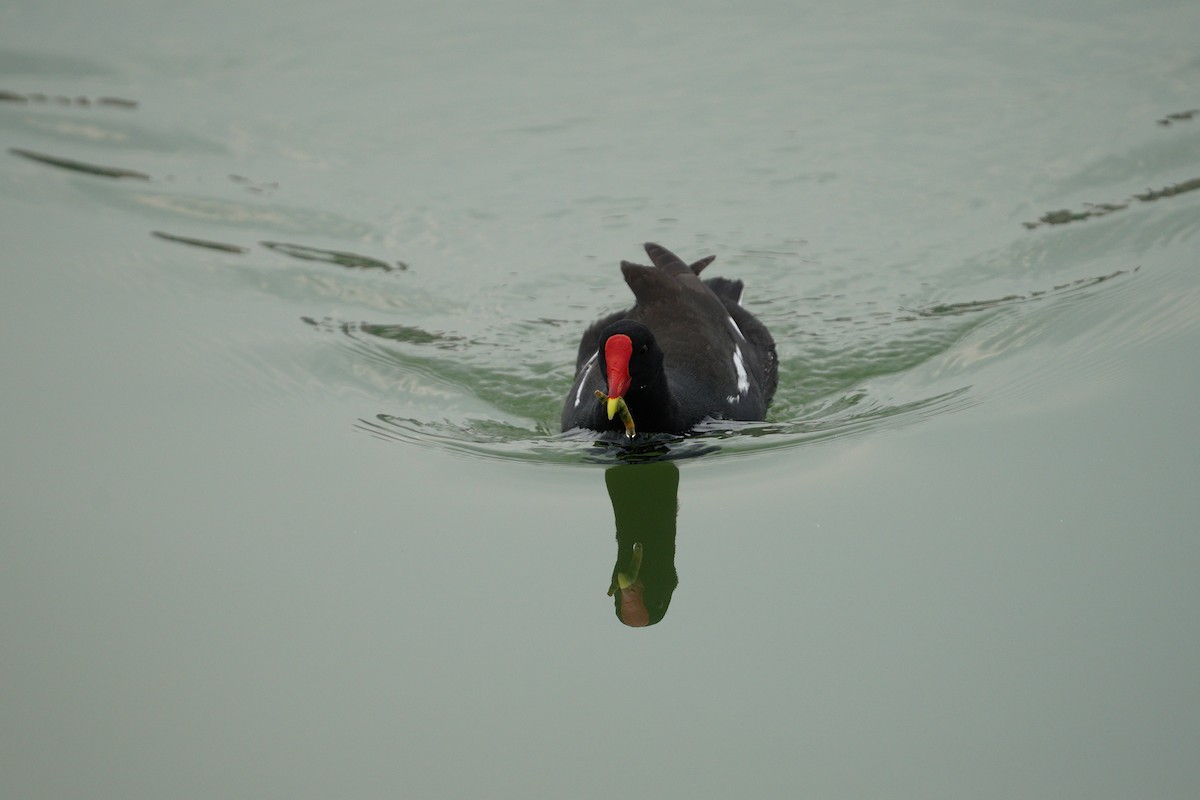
607, 542, 646, 626
617, 578, 649, 627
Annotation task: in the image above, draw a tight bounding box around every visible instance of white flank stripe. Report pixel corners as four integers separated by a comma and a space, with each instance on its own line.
573, 353, 597, 407
726, 315, 745, 341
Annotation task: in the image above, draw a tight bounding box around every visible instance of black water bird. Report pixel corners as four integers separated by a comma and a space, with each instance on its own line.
561, 243, 777, 435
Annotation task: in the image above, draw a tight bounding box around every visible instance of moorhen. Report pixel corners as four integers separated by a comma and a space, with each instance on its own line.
561, 243, 777, 435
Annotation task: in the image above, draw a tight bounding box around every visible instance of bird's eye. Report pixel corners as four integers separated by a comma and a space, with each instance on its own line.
640, 344, 648, 353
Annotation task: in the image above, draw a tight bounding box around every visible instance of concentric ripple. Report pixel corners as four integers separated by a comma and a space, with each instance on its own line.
321, 264, 1140, 466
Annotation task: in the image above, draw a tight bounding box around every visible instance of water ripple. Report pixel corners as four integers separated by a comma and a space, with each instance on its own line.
325, 261, 1143, 466
8, 146, 149, 179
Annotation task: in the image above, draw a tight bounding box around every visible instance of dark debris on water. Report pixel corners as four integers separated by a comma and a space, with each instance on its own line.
0, 89, 138, 108
1025, 179, 1200, 230
1156, 108, 1199, 126
1025, 108, 1200, 229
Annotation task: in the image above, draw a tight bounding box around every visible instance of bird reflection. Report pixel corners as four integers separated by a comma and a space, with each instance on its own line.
604, 462, 680, 627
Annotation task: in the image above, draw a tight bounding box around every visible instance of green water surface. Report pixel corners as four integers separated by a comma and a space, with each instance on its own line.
3, 1, 1199, 798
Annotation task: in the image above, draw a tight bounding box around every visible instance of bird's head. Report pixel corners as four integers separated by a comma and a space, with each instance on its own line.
598, 320, 663, 419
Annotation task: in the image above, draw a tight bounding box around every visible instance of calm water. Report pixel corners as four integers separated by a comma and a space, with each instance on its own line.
3, 1, 1199, 798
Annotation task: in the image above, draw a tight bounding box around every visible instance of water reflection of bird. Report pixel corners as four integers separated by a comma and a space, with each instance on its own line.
562, 243, 778, 435
605, 462, 680, 627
